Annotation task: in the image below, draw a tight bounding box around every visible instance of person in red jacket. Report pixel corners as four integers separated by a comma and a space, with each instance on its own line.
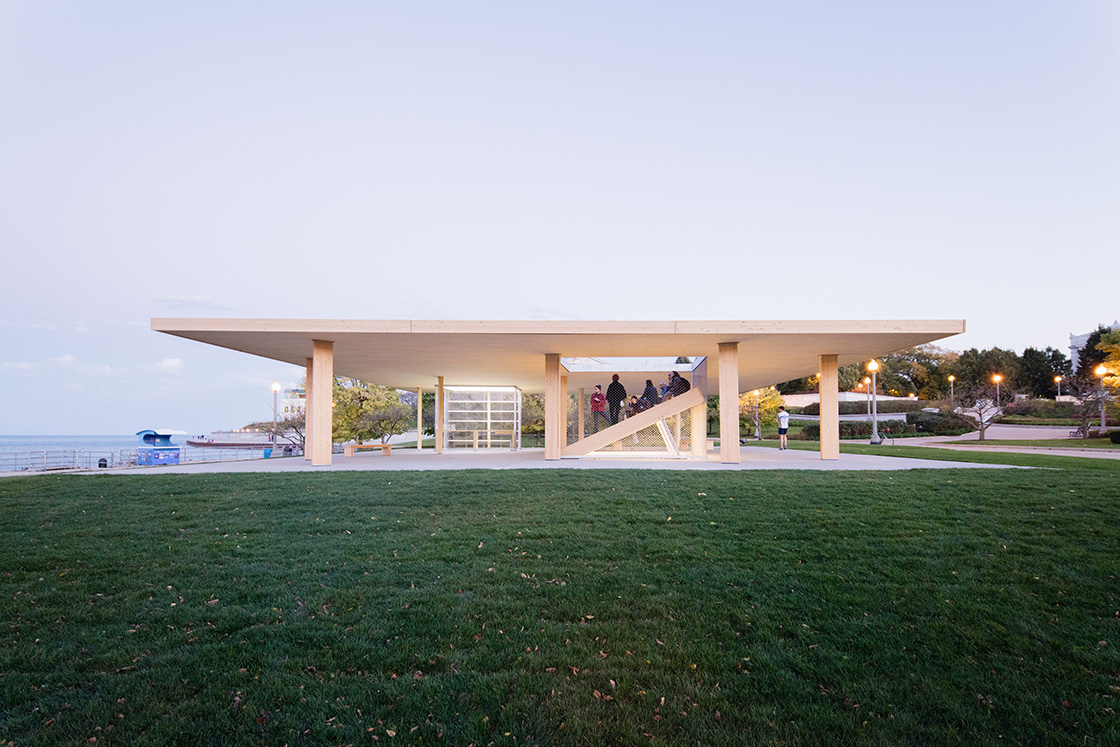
590, 385, 609, 432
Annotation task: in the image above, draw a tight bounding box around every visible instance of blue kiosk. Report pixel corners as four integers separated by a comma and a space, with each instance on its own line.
136, 429, 183, 466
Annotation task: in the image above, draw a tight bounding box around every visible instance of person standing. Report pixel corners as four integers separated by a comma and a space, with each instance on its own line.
606, 374, 627, 425
590, 385, 609, 432
777, 406, 790, 450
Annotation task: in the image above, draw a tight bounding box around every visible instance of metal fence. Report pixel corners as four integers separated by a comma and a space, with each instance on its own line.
0, 446, 305, 473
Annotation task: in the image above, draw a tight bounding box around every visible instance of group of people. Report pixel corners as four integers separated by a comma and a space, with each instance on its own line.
588, 372, 692, 429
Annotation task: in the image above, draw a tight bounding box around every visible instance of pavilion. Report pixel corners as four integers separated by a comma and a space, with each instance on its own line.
151, 318, 965, 466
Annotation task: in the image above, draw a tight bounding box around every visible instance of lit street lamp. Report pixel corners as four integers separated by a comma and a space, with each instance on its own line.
1054, 375, 1062, 400
992, 374, 1002, 408
947, 375, 955, 409
867, 360, 880, 445
864, 376, 872, 418
1096, 365, 1108, 429
272, 381, 281, 442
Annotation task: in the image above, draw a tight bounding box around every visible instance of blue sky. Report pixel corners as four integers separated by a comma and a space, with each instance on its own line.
1, 2, 1117, 434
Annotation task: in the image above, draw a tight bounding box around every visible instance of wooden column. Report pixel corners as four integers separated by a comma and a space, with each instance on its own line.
578, 387, 586, 440
544, 354, 561, 460
718, 342, 741, 464
691, 358, 708, 456
435, 377, 445, 454
416, 387, 423, 450
819, 354, 840, 460
304, 357, 313, 460
310, 340, 333, 466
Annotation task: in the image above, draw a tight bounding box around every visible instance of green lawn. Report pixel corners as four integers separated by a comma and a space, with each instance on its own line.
932, 438, 1119, 450
2, 459, 1118, 745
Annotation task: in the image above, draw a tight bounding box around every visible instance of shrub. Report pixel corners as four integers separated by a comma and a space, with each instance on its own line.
906, 410, 975, 434
802, 400, 924, 416
1110, 431, 1120, 445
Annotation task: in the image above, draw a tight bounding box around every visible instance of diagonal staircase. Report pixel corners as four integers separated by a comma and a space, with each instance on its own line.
562, 387, 706, 457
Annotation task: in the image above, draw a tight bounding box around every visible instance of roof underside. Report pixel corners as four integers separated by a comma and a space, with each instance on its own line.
151, 319, 966, 394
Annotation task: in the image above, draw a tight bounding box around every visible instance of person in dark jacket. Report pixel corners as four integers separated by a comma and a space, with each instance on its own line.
606, 374, 627, 425
663, 371, 691, 399
641, 379, 660, 408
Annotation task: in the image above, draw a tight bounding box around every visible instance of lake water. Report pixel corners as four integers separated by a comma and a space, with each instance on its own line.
0, 435, 274, 472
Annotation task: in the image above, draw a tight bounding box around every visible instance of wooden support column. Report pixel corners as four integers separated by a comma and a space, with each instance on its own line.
819, 354, 840, 460
416, 387, 423, 450
310, 340, 334, 466
304, 357, 313, 460
577, 387, 586, 440
691, 403, 707, 456
435, 377, 445, 454
544, 354, 561, 460
718, 343, 741, 464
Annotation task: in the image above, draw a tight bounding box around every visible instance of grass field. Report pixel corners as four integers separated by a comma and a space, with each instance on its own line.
2, 455, 1119, 745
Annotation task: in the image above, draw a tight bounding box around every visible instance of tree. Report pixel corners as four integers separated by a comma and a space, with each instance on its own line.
332, 377, 411, 444
1099, 329, 1120, 394
1065, 374, 1111, 438
738, 388, 783, 439
1019, 346, 1072, 399
1075, 325, 1114, 378
954, 381, 1012, 441
876, 346, 957, 399
953, 347, 1021, 391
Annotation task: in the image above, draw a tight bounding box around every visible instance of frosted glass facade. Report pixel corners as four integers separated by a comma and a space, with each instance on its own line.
443, 386, 521, 450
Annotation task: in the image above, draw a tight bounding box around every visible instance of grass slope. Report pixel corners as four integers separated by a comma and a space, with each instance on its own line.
2, 465, 1118, 746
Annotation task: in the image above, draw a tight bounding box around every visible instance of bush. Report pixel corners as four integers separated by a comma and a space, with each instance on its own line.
802, 400, 924, 416
1003, 399, 1076, 419
906, 410, 975, 435
1110, 431, 1120, 445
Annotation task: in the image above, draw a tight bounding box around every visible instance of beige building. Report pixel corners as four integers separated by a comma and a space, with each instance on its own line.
152, 318, 965, 466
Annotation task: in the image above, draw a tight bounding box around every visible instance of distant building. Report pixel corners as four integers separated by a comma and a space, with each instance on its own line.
280, 388, 306, 417
1070, 321, 1119, 371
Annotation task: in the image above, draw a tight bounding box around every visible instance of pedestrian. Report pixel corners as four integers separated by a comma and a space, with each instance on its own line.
606, 374, 627, 425
590, 385, 609, 432
777, 406, 790, 450
641, 379, 660, 408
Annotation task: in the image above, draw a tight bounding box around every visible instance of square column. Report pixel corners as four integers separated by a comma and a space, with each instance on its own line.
544, 354, 562, 460
416, 387, 423, 450
304, 357, 313, 460
819, 354, 840, 460
718, 342, 741, 464
310, 340, 334, 466
435, 377, 445, 453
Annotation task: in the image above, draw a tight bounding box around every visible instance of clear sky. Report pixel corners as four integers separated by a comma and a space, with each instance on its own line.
2, 2, 1117, 435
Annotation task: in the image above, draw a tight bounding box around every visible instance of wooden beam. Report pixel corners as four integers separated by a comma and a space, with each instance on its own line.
545, 354, 561, 460
718, 343, 740, 464
304, 357, 313, 460
819, 354, 840, 460
310, 340, 333, 466
435, 377, 444, 453
416, 387, 423, 450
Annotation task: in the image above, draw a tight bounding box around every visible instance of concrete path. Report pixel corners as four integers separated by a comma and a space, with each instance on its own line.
908, 423, 1120, 460
69, 445, 1019, 476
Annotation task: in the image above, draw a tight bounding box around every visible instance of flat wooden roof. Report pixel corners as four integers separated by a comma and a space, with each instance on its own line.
151, 318, 966, 394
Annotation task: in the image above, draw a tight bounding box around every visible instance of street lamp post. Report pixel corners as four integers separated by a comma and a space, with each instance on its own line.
272, 382, 281, 442
947, 375, 955, 409
864, 376, 871, 419
992, 374, 1002, 408
867, 360, 880, 445
752, 389, 762, 440
1096, 365, 1108, 429
1054, 375, 1062, 400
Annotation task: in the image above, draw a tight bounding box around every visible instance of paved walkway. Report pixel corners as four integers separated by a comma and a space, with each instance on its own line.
67, 445, 1018, 476
907, 423, 1120, 460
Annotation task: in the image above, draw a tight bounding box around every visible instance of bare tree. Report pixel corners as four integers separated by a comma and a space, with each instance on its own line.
954, 382, 1010, 441
1065, 375, 1111, 438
